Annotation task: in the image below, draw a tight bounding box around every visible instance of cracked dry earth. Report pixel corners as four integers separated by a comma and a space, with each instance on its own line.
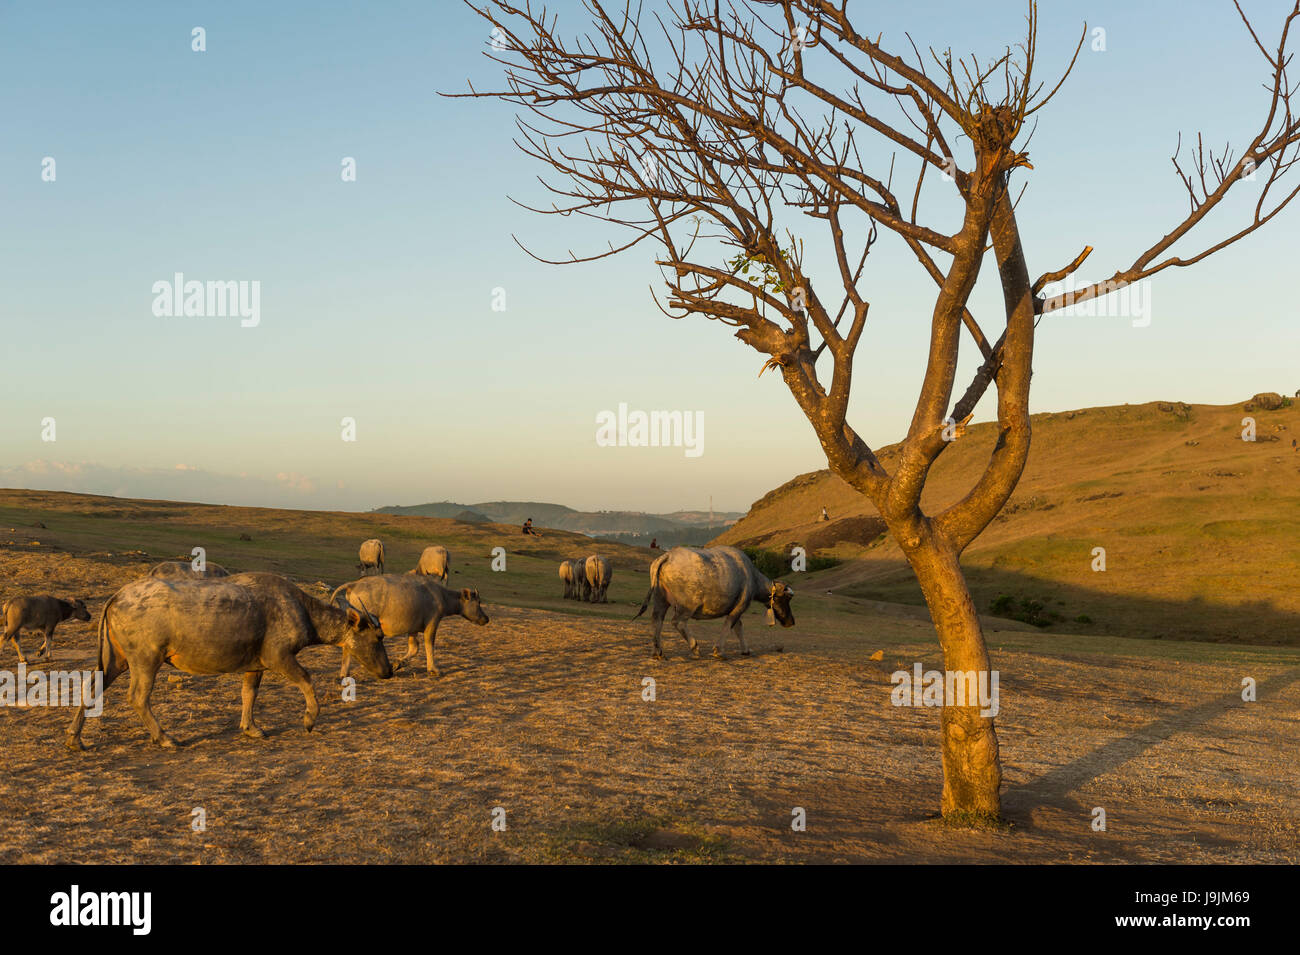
2, 574, 1297, 863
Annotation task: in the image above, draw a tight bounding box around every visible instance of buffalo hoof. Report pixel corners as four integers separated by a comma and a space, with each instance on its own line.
242, 725, 266, 740
741, 650, 752, 657
712, 649, 727, 661
690, 647, 701, 659
157, 735, 178, 749
650, 650, 663, 660
65, 736, 85, 752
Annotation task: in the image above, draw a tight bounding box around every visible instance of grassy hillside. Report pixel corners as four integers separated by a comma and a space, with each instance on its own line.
0, 489, 656, 619
714, 399, 1300, 645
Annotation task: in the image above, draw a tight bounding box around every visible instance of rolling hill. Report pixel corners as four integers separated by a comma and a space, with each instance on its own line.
713, 397, 1300, 645
0, 488, 657, 611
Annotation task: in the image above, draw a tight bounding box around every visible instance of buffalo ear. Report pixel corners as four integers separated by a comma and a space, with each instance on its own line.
345, 608, 362, 628
461, 588, 472, 600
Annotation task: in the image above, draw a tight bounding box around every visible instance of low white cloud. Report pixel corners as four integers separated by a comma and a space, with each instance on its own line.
275, 471, 317, 494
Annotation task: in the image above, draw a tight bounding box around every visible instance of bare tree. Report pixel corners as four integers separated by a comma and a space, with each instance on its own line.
455, 0, 1300, 821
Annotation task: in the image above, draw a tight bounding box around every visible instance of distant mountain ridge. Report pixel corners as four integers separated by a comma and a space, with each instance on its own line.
373, 499, 744, 540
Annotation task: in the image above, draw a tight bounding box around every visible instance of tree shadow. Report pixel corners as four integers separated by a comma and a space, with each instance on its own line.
830, 559, 1300, 645
1002, 665, 1300, 819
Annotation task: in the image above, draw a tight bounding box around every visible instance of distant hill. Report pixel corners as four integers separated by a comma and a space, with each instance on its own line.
374, 499, 743, 546
373, 501, 493, 522
714, 397, 1300, 645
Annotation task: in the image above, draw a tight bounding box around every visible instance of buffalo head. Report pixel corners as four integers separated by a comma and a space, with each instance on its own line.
460, 588, 490, 626
342, 601, 393, 679
767, 581, 795, 628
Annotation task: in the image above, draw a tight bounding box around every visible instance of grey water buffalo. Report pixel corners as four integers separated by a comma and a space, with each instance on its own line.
569, 556, 591, 601
558, 560, 578, 599
584, 555, 612, 603
66, 572, 392, 750
148, 560, 230, 579
411, 545, 450, 582
1, 595, 91, 663
331, 574, 490, 677
633, 545, 794, 659
357, 538, 385, 576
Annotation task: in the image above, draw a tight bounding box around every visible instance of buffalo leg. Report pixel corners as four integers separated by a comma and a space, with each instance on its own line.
66, 648, 126, 750
733, 617, 751, 656
421, 620, 441, 677
402, 634, 420, 662
339, 647, 353, 680
649, 608, 666, 659
129, 664, 174, 748
240, 671, 266, 739
38, 625, 56, 660
2, 626, 27, 664
274, 655, 318, 732
719, 614, 749, 658
671, 609, 700, 658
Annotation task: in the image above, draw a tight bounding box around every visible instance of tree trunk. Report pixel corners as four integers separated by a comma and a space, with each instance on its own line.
901, 523, 1002, 819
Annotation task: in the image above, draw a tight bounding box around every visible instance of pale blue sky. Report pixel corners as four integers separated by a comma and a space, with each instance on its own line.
1, 1, 1296, 513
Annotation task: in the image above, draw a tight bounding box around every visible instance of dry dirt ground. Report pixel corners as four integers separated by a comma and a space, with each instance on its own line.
2, 547, 1297, 864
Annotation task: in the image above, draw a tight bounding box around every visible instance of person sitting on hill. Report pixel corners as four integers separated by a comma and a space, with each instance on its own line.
522, 518, 536, 535
820, 506, 830, 522
649, 538, 658, 549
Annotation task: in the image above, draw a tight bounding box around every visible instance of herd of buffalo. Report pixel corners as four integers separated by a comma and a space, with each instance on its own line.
1, 537, 796, 749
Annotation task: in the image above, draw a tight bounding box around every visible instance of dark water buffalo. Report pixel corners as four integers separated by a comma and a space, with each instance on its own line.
331, 574, 489, 677
633, 545, 794, 659
66, 572, 392, 750
358, 538, 385, 576
148, 560, 230, 579
584, 555, 612, 603
569, 557, 591, 601
411, 545, 450, 582
1, 595, 91, 663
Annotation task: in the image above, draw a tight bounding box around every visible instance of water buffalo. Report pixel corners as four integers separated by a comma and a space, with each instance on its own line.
357, 538, 385, 576
148, 560, 230, 579
569, 557, 591, 601
584, 555, 612, 603
1, 595, 91, 663
411, 545, 450, 582
65, 572, 392, 750
633, 545, 794, 659
331, 574, 489, 677
559, 560, 577, 599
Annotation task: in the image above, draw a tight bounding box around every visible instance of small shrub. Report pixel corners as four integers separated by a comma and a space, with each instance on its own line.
742, 547, 839, 577
989, 594, 1054, 628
